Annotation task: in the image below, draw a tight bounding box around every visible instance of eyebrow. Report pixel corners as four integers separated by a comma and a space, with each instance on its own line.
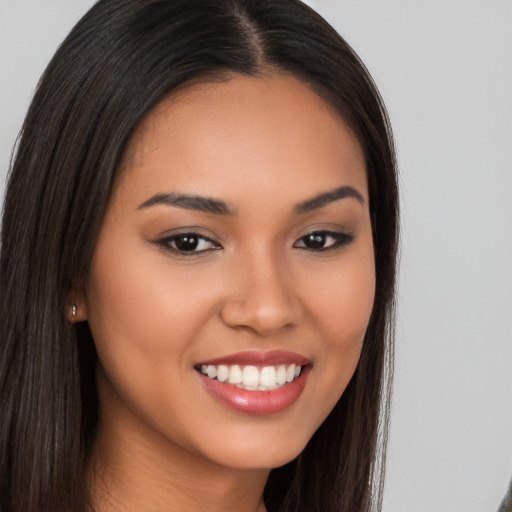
137, 185, 364, 216
137, 193, 235, 215
294, 186, 365, 214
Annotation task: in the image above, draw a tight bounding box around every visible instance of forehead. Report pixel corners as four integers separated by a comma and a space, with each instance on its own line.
115, 73, 367, 205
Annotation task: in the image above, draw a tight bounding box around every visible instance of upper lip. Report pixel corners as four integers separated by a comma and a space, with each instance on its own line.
196, 349, 310, 367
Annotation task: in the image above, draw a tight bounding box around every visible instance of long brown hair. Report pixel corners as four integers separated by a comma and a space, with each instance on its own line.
0, 1, 398, 511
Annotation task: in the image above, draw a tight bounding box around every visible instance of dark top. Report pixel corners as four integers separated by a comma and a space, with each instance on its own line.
499, 478, 512, 512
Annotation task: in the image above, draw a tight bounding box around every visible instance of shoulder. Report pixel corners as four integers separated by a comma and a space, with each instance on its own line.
499, 478, 512, 512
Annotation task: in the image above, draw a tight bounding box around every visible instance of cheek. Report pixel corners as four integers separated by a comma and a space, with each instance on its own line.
84, 243, 205, 441
304, 238, 375, 394
84, 228, 227, 395
86, 235, 202, 353
332, 264, 375, 347
86, 250, 162, 355
84, 237, 182, 408
311, 242, 375, 345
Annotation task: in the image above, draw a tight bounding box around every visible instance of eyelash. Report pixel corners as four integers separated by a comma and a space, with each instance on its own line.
157, 233, 221, 254
293, 231, 354, 252
156, 230, 354, 255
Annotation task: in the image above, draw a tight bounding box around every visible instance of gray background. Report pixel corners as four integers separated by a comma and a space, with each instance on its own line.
1, 1, 511, 511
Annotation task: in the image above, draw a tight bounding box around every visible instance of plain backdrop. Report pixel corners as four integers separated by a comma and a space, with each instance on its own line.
0, 1, 511, 511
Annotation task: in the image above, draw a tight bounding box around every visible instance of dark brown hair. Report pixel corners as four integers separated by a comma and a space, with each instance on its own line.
0, 1, 398, 511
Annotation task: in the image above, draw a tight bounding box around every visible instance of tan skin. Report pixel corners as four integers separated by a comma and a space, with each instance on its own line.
71, 73, 375, 512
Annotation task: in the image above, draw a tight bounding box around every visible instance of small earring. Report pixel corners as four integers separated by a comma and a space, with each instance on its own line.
72, 305, 77, 317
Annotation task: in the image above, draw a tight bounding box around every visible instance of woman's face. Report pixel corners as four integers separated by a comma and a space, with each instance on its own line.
81, 74, 375, 471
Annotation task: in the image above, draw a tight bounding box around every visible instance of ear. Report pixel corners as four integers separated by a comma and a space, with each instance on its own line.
67, 289, 88, 323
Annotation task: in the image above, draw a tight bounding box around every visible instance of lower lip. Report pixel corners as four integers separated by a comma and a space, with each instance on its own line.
197, 366, 310, 415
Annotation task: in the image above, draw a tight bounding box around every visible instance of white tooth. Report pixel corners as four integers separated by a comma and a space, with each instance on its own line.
295, 365, 301, 378
201, 365, 208, 374
286, 364, 296, 382
217, 365, 229, 382
242, 365, 259, 387
228, 365, 243, 384
260, 366, 277, 387
276, 365, 287, 385
207, 365, 217, 379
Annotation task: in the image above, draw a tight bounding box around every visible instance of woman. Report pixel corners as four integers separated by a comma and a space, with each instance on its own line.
0, 1, 398, 511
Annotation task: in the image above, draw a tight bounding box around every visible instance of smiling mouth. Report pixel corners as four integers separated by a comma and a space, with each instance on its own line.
195, 363, 303, 391
195, 351, 311, 414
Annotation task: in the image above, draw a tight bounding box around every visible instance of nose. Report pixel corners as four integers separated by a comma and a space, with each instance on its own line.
220, 250, 302, 336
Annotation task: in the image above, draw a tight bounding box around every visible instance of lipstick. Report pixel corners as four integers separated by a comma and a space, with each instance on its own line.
195, 350, 310, 415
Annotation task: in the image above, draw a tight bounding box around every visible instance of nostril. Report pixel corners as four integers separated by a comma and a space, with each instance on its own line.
218, 262, 302, 335
219, 300, 297, 335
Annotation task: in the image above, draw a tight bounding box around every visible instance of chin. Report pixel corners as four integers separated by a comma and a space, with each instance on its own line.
192, 422, 315, 471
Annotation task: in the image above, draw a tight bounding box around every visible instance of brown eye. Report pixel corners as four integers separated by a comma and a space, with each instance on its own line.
173, 234, 201, 251
158, 233, 220, 254
303, 233, 328, 249
294, 231, 354, 251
